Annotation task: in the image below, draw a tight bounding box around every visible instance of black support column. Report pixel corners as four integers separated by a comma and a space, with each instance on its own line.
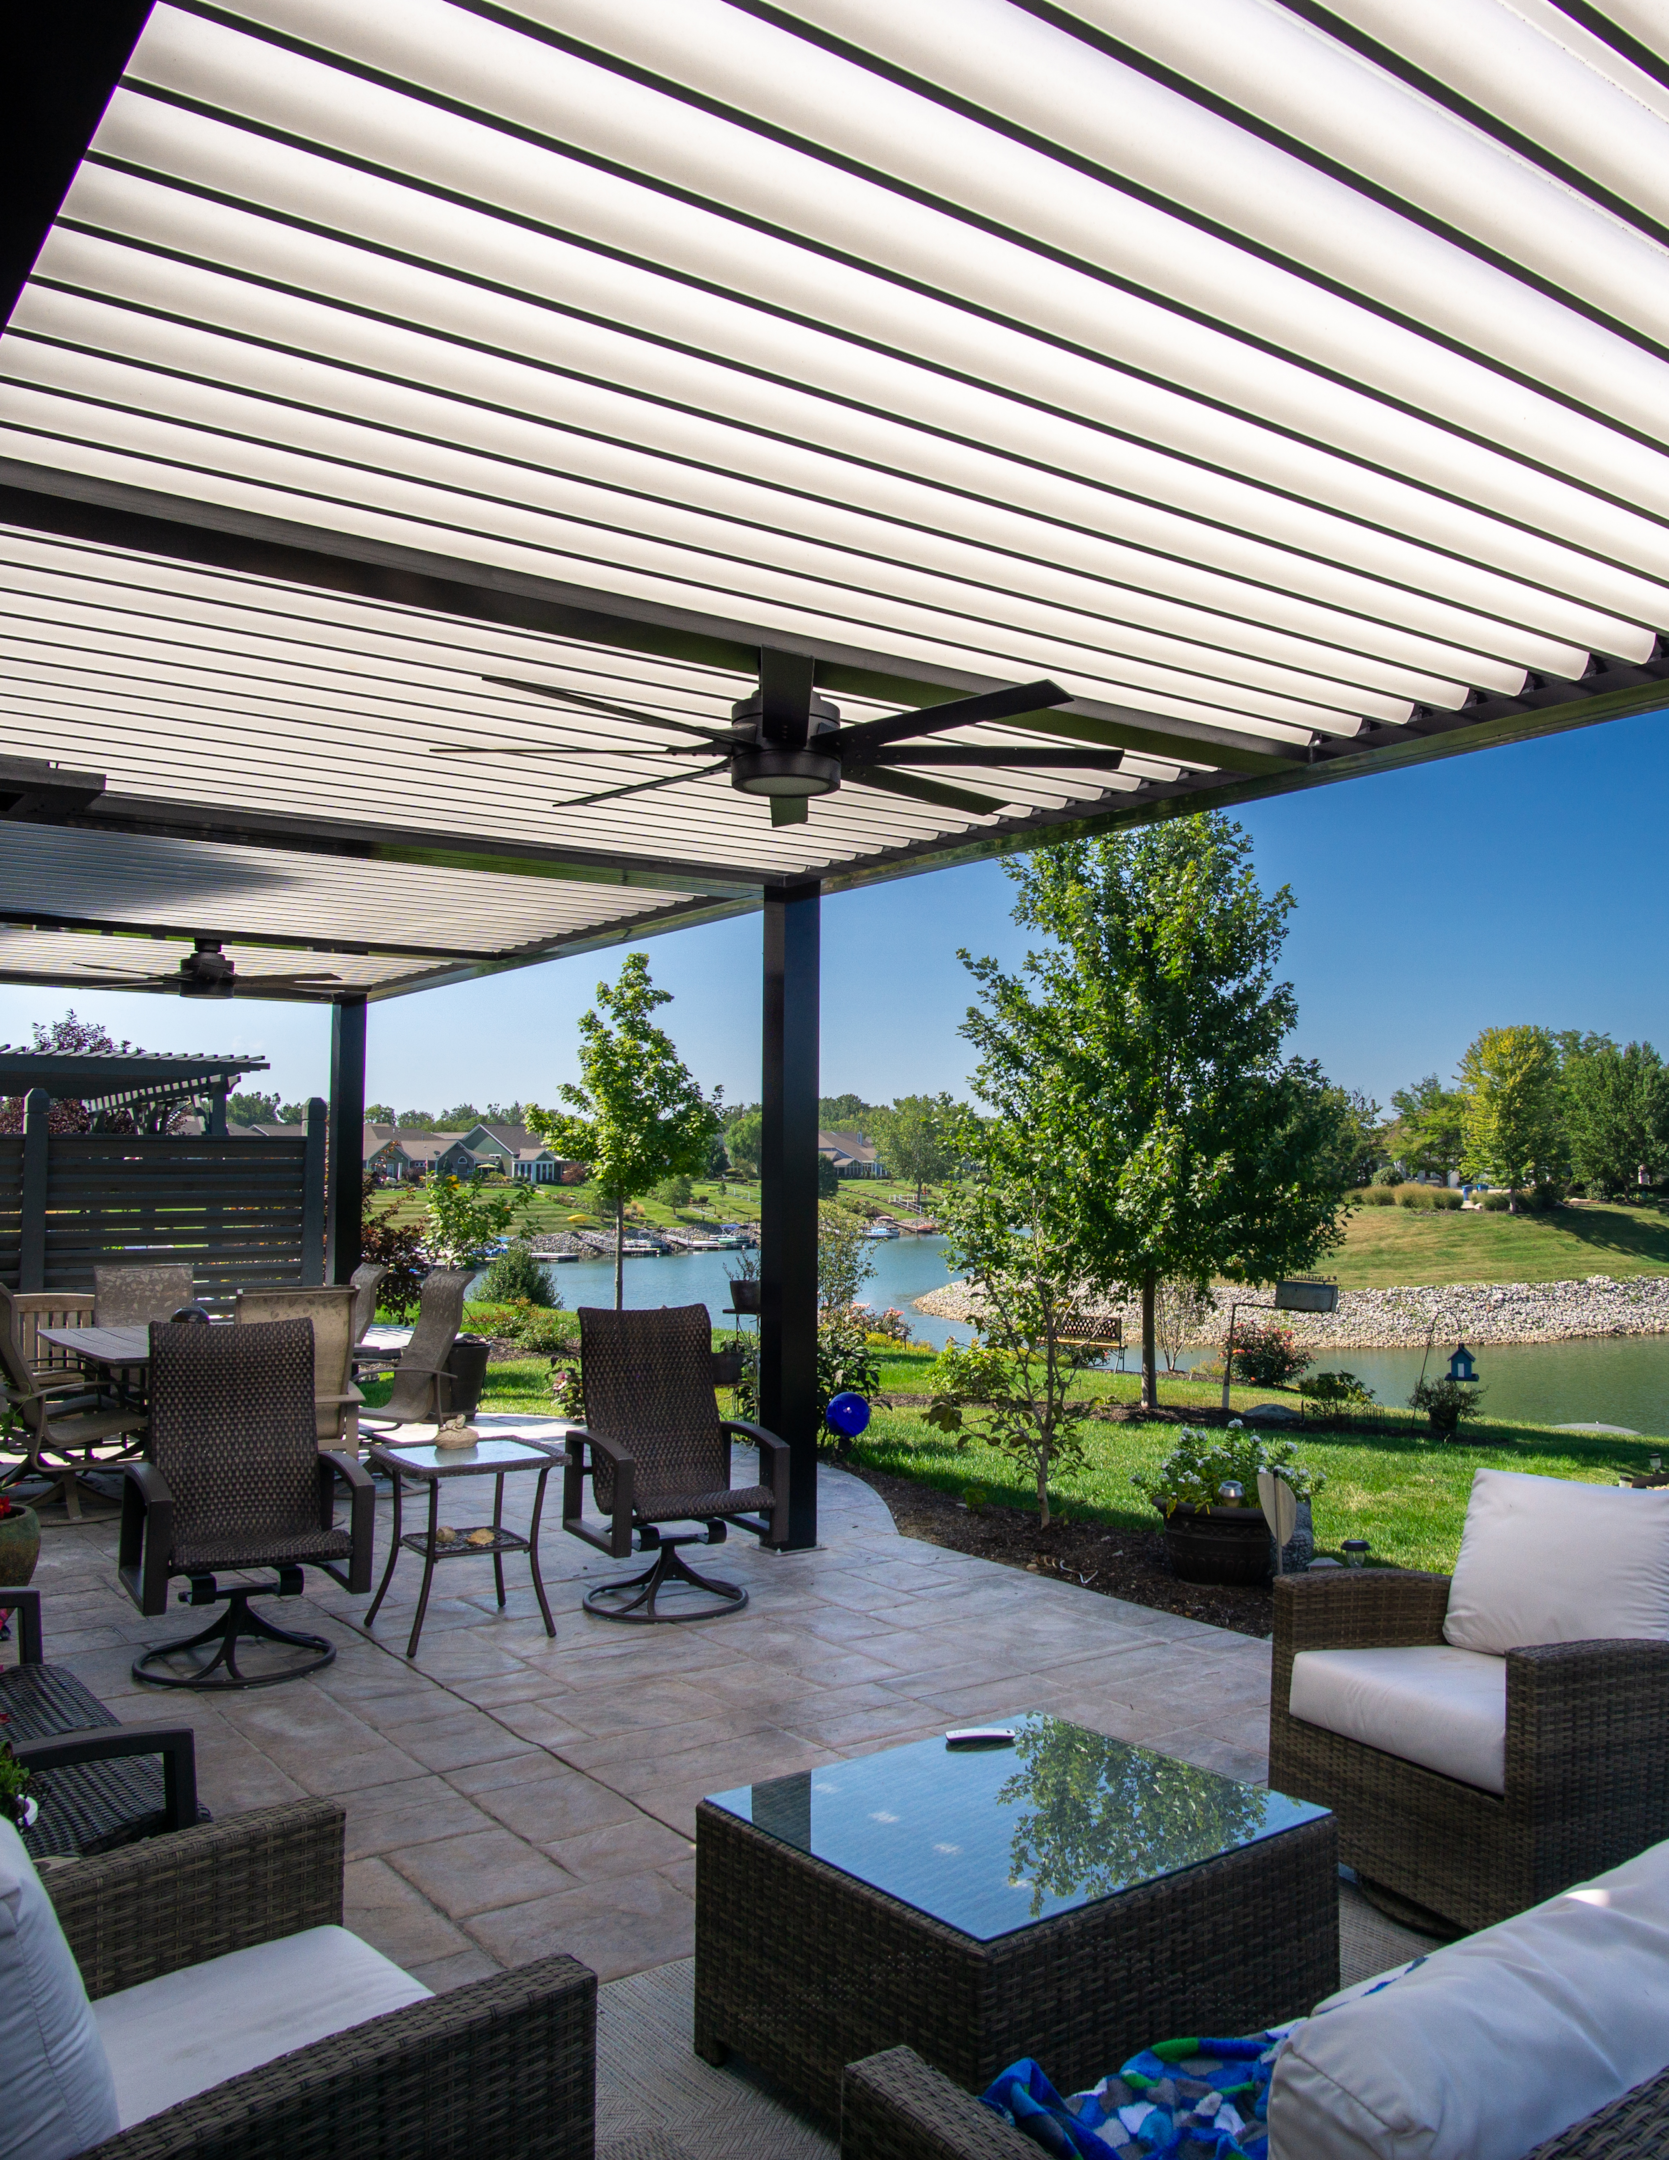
758, 880, 821, 1549
326, 995, 367, 1283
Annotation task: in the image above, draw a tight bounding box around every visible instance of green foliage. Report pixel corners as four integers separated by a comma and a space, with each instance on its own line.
819, 1200, 876, 1312
0, 1739, 33, 1830
818, 1306, 883, 1434
869, 1092, 959, 1205
817, 1153, 840, 1201
723, 1108, 762, 1178
1390, 1074, 1468, 1183
1459, 1025, 1565, 1199
438, 1102, 482, 1127
423, 1169, 534, 1267
228, 1088, 281, 1125
1300, 1369, 1376, 1408
396, 1108, 436, 1128
365, 1101, 395, 1123
1410, 1375, 1487, 1437
1317, 1085, 1387, 1189
360, 1178, 428, 1320
1130, 1422, 1323, 1512
654, 1172, 694, 1208
1561, 1035, 1669, 1199
1225, 1318, 1308, 1386
819, 1092, 874, 1127
1479, 1191, 1512, 1211
477, 1241, 553, 1305
275, 1102, 306, 1123
1359, 1184, 1396, 1206
961, 817, 1353, 1408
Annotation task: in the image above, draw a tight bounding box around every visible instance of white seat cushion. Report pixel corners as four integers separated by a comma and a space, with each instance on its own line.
1444, 1468, 1669, 1655
0, 1819, 118, 2160
1289, 1645, 1506, 1793
94, 1924, 431, 2129
1269, 1835, 1669, 2160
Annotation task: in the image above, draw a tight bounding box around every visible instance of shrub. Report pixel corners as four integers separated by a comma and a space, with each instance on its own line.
478, 1242, 553, 1306
499, 1300, 577, 1356
1432, 1189, 1463, 1211
1132, 1422, 1323, 1512
1300, 1368, 1375, 1408
862, 1305, 913, 1343
1479, 1192, 1512, 1211
1397, 1185, 1432, 1208
360, 1176, 427, 1321
1373, 1166, 1402, 1186
1409, 1375, 1486, 1438
1359, 1185, 1396, 1207
1225, 1318, 1308, 1386
653, 1173, 694, 1208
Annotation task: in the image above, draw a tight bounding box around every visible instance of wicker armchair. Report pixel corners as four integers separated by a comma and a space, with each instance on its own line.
357, 1266, 475, 1432
564, 1303, 790, 1621
46, 1799, 596, 2160
837, 2045, 1669, 2160
1268, 1570, 1669, 1933
0, 1281, 147, 1519
117, 1317, 374, 1690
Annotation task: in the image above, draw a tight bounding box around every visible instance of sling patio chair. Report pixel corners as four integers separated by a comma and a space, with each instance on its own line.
93, 1264, 196, 1325
563, 1303, 790, 1622
116, 1316, 374, 1689
0, 1283, 147, 1520
356, 1267, 476, 1438
348, 1260, 386, 1346
235, 1284, 362, 1449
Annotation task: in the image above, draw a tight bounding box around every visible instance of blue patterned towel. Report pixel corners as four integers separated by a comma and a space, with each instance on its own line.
981, 2033, 1291, 2156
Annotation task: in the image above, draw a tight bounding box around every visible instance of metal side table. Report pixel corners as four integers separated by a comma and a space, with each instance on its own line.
364, 1436, 560, 1657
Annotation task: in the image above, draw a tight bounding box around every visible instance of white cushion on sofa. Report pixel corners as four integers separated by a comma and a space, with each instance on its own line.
1289, 1645, 1506, 1793
1268, 1835, 1669, 2160
94, 1923, 430, 2129
1443, 1467, 1669, 1656
0, 1819, 118, 2160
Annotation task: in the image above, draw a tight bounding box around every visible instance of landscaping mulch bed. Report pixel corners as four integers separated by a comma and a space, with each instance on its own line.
845, 1463, 1274, 1638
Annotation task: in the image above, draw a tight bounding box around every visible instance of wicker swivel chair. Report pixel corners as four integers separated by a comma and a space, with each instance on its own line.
0, 1282, 147, 1519
357, 1267, 475, 1435
564, 1304, 790, 1622
235, 1284, 362, 1447
117, 1317, 374, 1689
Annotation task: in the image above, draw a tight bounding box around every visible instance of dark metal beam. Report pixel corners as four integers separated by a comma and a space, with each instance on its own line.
2, 4, 154, 328
327, 996, 367, 1283
758, 881, 821, 1551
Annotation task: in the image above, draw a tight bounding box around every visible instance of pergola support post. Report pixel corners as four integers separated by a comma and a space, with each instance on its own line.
326, 997, 366, 1282
758, 881, 821, 1550
19, 1088, 49, 1291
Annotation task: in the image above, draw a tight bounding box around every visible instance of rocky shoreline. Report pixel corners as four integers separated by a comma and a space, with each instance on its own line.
912, 1275, 1669, 1349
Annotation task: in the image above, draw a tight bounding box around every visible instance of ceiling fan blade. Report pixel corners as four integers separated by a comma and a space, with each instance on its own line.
560, 760, 728, 809
846, 767, 1010, 815
857, 745, 1124, 772
828, 679, 1069, 759
1001, 710, 1294, 776
239, 972, 341, 985
482, 676, 731, 741
429, 744, 713, 759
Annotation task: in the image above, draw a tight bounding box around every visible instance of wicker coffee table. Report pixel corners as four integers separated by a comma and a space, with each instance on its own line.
695, 1714, 1336, 2120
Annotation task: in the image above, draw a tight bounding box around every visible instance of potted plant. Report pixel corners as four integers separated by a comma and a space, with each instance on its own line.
0, 1492, 40, 1588
1132, 1424, 1323, 1586
1409, 1375, 1485, 1441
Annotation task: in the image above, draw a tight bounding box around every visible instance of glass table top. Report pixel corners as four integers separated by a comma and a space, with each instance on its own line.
368, 1437, 560, 1476
706, 1714, 1328, 1943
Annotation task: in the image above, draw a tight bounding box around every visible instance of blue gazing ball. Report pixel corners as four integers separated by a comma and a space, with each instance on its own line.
825, 1391, 871, 1437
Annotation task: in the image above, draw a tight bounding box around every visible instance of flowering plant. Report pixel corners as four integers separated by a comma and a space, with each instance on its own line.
1131, 1423, 1322, 1514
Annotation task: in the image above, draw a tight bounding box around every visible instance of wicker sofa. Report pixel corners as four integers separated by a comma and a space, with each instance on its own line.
46, 1797, 595, 2160
836, 2044, 1669, 2160
1267, 1567, 1669, 1934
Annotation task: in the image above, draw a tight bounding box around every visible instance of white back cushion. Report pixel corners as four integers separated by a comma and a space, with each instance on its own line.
94, 1923, 430, 2129
1289, 1647, 1506, 1792
0, 1819, 118, 2160
1269, 1835, 1669, 2160
1443, 1468, 1669, 1655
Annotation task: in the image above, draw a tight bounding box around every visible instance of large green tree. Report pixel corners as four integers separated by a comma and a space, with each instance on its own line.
1458, 1024, 1564, 1207
871, 1092, 959, 1206
527, 954, 721, 1306
960, 816, 1353, 1410
1560, 1034, 1669, 1198
1390, 1073, 1467, 1182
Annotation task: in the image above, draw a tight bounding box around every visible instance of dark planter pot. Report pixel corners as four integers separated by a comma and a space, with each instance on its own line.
1158, 1501, 1272, 1586
444, 1335, 491, 1419
0, 1505, 41, 1587
710, 1346, 747, 1387
727, 1279, 762, 1315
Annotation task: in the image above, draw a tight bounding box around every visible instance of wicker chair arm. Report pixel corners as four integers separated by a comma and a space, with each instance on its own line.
1274, 1569, 1453, 1654
49, 1798, 345, 1999
840, 2048, 1035, 2160
0, 1583, 43, 1661
1523, 2062, 1669, 2157
80, 1952, 596, 2160
12, 1723, 199, 1836
561, 1426, 635, 1560
721, 1420, 792, 1544
319, 1449, 375, 1595
116, 1460, 175, 1618
1506, 1639, 1669, 1800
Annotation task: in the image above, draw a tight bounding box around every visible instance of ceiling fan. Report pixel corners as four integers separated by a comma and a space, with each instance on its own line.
432, 662, 1126, 827
77, 940, 340, 1000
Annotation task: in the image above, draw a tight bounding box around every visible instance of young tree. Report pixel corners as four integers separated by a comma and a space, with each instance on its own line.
725, 1107, 763, 1177
961, 817, 1354, 1411
364, 1100, 395, 1125
1561, 1035, 1669, 1197
817, 1152, 840, 1200
871, 1092, 959, 1206
818, 1092, 873, 1127
396, 1108, 437, 1128
423, 1168, 534, 1266
1458, 1025, 1564, 1207
527, 954, 721, 1307
1389, 1074, 1466, 1182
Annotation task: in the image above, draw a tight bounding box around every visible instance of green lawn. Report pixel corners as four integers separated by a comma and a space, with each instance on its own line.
369, 1172, 937, 1240
1329, 1196, 1669, 1287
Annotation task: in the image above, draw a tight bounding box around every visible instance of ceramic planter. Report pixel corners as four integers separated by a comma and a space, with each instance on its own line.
0, 1504, 41, 1587
1157, 1500, 1272, 1586
710, 1346, 747, 1386
727, 1279, 762, 1315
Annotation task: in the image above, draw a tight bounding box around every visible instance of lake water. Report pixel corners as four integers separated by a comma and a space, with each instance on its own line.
477, 1233, 976, 1348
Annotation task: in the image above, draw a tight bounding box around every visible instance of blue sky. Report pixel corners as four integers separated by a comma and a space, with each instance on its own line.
5, 704, 1664, 1118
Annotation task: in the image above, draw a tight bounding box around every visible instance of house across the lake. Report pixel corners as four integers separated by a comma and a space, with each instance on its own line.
818, 1129, 887, 1178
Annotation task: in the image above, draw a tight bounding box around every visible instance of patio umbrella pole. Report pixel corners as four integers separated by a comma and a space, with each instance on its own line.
758, 878, 821, 1551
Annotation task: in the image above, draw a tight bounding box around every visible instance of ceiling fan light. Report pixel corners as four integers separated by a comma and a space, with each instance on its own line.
731, 748, 841, 799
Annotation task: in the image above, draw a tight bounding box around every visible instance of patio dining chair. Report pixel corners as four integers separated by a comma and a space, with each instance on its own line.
93, 1263, 195, 1324
117, 1316, 373, 1689
0, 1283, 147, 1520
349, 1259, 386, 1344
563, 1303, 790, 1621
356, 1266, 476, 1437
234, 1284, 362, 1447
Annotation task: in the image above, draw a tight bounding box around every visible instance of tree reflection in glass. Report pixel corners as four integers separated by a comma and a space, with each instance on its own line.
999, 1717, 1268, 1919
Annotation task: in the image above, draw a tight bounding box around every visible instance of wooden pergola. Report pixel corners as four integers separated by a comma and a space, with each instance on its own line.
8, 1, 1669, 1544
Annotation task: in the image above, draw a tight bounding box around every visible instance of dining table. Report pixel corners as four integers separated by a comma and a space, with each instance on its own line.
37, 1325, 157, 1369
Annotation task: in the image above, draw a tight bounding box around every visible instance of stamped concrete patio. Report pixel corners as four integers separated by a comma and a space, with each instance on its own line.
19, 1421, 1273, 1994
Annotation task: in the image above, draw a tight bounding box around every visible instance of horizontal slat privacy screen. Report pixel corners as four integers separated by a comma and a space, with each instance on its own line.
5, 0, 1669, 997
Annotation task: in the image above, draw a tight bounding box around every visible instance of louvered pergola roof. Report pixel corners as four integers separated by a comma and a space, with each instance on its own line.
5, 0, 1669, 1001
